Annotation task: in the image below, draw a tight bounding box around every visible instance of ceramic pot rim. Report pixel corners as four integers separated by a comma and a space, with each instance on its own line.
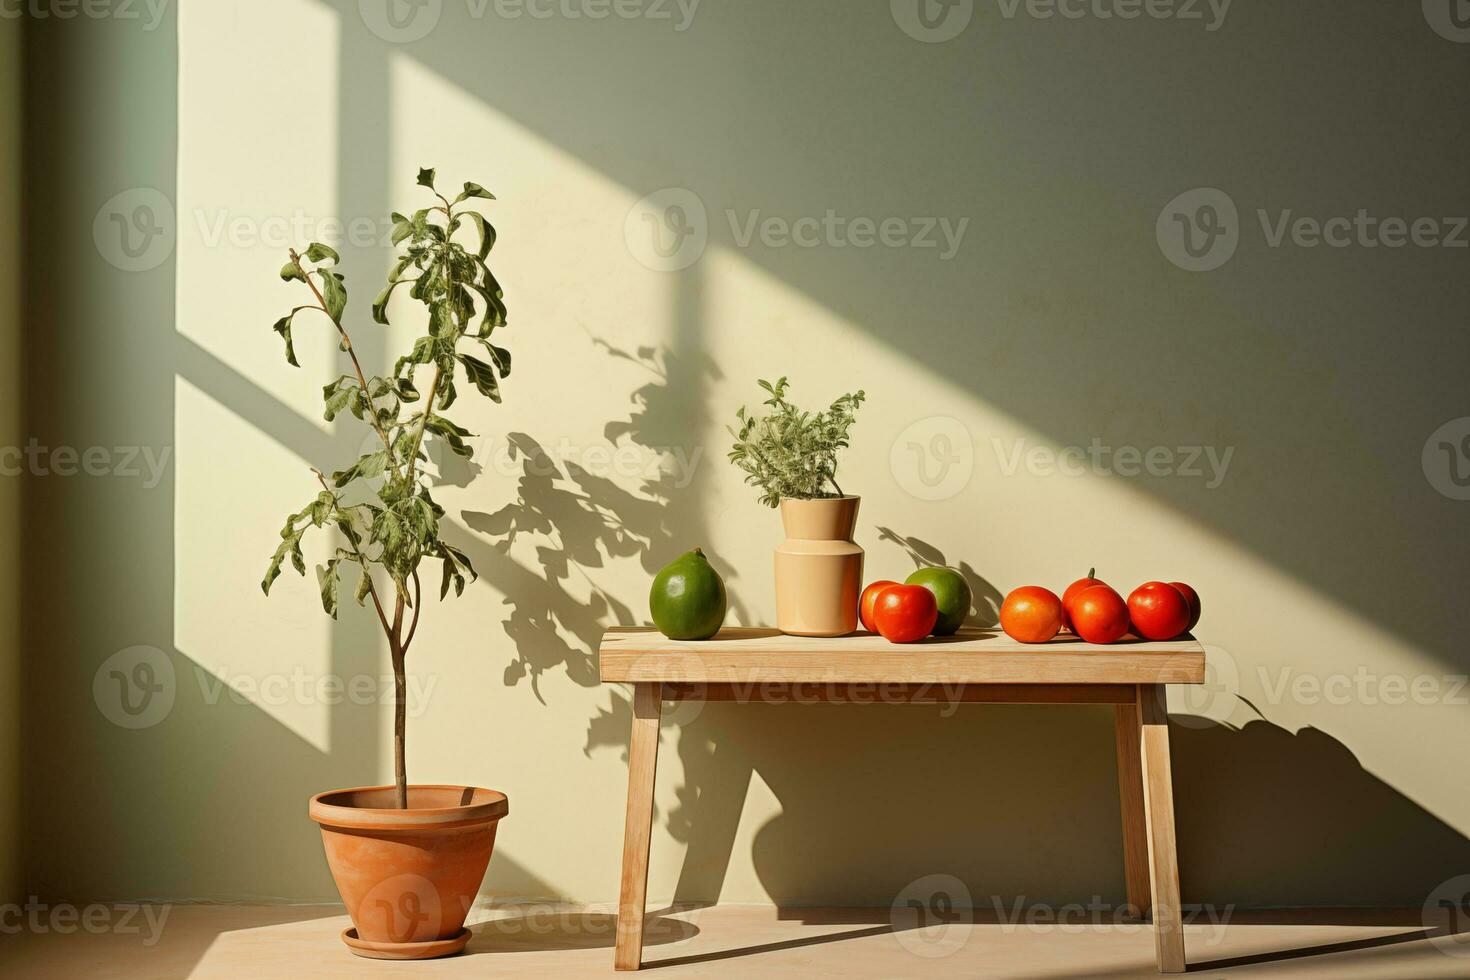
309, 784, 508, 832
778, 494, 860, 504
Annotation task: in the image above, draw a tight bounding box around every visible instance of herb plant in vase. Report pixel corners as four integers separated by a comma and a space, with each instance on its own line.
728, 378, 866, 636
261, 169, 511, 961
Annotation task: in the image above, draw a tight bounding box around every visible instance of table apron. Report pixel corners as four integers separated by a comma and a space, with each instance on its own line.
659, 681, 1139, 704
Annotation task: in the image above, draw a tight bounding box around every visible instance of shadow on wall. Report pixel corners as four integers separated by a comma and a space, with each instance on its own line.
741, 713, 1470, 909
455, 342, 1470, 909
317, 0, 1469, 676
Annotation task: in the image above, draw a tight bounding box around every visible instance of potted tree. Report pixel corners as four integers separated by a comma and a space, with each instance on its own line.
261, 169, 510, 960
728, 378, 866, 636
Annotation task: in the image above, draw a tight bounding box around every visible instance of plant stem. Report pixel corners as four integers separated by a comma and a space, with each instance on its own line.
405, 365, 444, 487
391, 596, 407, 809
290, 249, 406, 484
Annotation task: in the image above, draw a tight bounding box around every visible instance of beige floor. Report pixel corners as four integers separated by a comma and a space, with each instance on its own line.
0, 903, 1467, 978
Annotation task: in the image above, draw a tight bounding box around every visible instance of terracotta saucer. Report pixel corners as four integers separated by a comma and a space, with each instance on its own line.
341, 927, 471, 960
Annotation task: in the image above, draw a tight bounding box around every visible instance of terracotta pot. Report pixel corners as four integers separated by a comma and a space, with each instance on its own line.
774, 496, 864, 636
309, 784, 508, 960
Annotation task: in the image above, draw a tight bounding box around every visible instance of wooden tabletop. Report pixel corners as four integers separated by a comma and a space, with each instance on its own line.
598, 626, 1205, 686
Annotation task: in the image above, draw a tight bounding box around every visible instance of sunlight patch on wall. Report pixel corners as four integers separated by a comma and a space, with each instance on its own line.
174, 374, 338, 751
178, 0, 341, 418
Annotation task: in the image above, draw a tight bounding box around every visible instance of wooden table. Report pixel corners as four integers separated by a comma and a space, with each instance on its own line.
597, 626, 1206, 974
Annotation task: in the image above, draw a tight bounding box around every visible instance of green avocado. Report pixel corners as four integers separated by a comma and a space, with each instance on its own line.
905, 566, 972, 636
650, 548, 727, 640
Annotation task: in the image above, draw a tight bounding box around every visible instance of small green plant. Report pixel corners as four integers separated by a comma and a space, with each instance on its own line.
260, 168, 509, 808
728, 377, 866, 508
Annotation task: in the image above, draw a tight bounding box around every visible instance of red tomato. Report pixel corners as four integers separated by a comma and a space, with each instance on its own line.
873, 585, 938, 643
999, 586, 1064, 643
1169, 581, 1201, 632
1061, 567, 1106, 631
1128, 582, 1190, 640
860, 580, 900, 632
1071, 585, 1130, 644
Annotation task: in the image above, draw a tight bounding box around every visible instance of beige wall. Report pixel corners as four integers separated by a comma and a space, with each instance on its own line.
0, 13, 22, 905
23, 0, 1470, 911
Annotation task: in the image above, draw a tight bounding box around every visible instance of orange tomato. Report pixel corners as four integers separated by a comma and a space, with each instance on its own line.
1061, 567, 1106, 631
999, 586, 1064, 644
873, 585, 939, 643
1071, 585, 1130, 644
1128, 582, 1190, 641
860, 580, 900, 632
1169, 581, 1202, 632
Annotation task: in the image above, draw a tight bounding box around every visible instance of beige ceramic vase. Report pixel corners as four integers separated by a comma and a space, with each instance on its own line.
774, 496, 864, 636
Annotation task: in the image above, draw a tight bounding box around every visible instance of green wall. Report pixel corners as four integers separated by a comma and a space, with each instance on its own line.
18, 0, 1470, 911
0, 14, 22, 905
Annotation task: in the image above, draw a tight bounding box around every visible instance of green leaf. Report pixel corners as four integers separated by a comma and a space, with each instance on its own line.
272, 307, 310, 368
417, 167, 437, 189
394, 335, 437, 377
332, 451, 390, 487
483, 342, 511, 377
262, 544, 287, 594
304, 242, 340, 265
318, 270, 347, 321
460, 354, 502, 403
459, 211, 496, 260
466, 279, 507, 336
354, 566, 373, 606
390, 211, 414, 246
316, 559, 340, 619
454, 181, 496, 203
322, 377, 356, 422
425, 416, 475, 458
437, 542, 477, 599
280, 260, 306, 283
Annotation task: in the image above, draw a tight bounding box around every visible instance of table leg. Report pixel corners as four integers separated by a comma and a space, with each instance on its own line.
614, 681, 662, 971
1137, 683, 1185, 973
1113, 701, 1152, 920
